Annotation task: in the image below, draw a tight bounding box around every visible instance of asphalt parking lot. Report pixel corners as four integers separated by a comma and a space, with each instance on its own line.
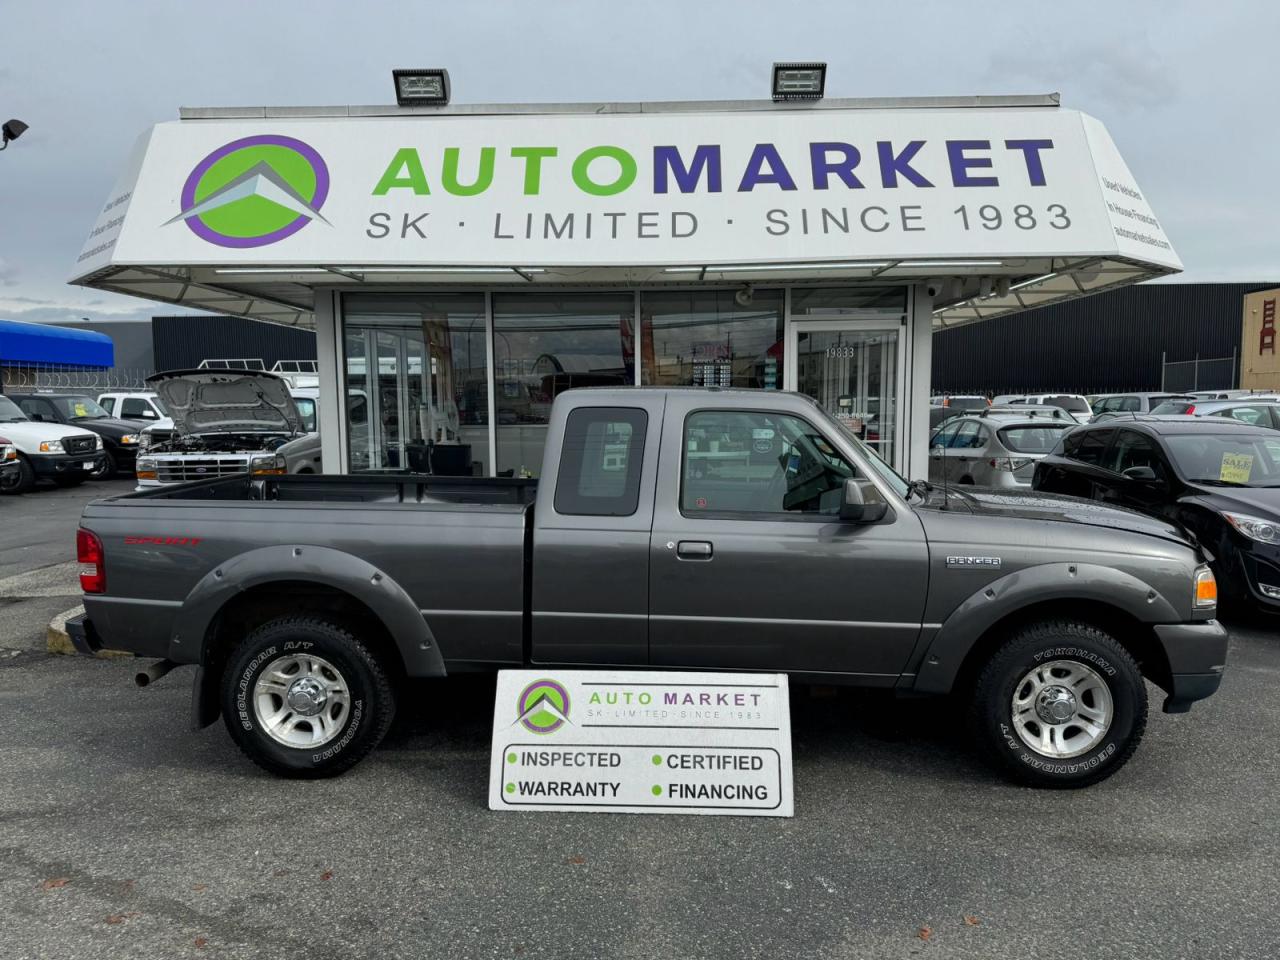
0, 481, 1278, 959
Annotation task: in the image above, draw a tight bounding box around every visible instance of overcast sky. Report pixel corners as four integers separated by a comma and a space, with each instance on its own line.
1, 0, 1275, 325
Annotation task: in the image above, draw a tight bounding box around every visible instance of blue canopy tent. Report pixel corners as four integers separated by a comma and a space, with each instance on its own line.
0, 319, 114, 369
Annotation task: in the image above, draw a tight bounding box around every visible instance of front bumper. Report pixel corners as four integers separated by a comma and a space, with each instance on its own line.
1153, 620, 1229, 713
29, 452, 104, 477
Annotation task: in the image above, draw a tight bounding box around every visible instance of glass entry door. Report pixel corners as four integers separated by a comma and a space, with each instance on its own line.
788, 321, 901, 467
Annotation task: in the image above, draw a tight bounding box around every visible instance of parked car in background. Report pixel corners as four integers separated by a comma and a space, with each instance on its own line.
1091, 393, 1193, 419
930, 394, 988, 409
8, 392, 144, 479
0, 394, 104, 494
1033, 417, 1280, 615
97, 390, 169, 424
134, 369, 301, 488
929, 408, 1075, 488
1148, 398, 1280, 429
998, 394, 1093, 423
0, 437, 19, 484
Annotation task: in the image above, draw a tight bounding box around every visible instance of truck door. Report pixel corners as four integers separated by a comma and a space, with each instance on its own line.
648, 395, 929, 678
529, 394, 665, 666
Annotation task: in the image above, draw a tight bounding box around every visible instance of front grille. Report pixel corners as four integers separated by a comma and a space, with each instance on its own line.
155, 457, 248, 484
64, 435, 96, 455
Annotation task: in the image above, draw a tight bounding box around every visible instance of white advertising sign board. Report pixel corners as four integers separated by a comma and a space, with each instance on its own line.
489, 670, 793, 817
73, 107, 1179, 277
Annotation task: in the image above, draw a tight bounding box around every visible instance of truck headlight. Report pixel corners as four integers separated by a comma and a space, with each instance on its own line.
38, 439, 65, 453
137, 432, 152, 452
119, 434, 139, 445
1, 445, 15, 461
249, 454, 286, 476
1223, 512, 1280, 544
1194, 564, 1218, 609
94, 435, 103, 450
136, 457, 157, 481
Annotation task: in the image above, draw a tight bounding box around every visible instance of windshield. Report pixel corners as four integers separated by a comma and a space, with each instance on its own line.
998, 424, 1071, 454
0, 396, 28, 422
817, 404, 911, 498
1165, 434, 1280, 486
49, 396, 111, 420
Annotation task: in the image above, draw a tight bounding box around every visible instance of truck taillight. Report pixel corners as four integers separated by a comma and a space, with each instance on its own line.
77, 528, 105, 594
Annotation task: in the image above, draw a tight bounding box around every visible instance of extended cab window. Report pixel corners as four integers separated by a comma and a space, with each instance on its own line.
683, 410, 870, 517
554, 407, 647, 517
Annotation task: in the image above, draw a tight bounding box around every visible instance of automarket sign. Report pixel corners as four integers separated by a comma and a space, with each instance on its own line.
72, 107, 1179, 276
489, 670, 794, 817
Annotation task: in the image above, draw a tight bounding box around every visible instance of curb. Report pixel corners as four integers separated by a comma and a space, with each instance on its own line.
46, 605, 133, 658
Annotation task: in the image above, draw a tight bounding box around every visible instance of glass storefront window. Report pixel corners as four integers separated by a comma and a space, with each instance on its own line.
492, 293, 635, 477
640, 290, 784, 391
343, 294, 488, 475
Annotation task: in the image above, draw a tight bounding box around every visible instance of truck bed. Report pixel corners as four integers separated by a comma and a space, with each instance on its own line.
81, 473, 537, 668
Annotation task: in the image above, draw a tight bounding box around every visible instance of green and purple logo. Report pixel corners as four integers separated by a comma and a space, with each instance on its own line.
166, 134, 329, 248
515, 678, 571, 735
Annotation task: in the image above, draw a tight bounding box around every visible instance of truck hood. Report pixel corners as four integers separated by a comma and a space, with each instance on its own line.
938, 488, 1192, 546
145, 370, 303, 438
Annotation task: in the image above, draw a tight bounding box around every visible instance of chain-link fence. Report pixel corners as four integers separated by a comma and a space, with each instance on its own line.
1160, 351, 1238, 393
0, 364, 152, 393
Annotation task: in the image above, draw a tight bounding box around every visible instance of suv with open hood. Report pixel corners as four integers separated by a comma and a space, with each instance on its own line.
134, 369, 303, 488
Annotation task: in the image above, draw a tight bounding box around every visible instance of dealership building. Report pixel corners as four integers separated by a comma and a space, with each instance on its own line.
70, 87, 1179, 479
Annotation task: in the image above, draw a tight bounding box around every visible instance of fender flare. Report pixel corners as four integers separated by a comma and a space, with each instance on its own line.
911, 562, 1178, 695
171, 543, 446, 678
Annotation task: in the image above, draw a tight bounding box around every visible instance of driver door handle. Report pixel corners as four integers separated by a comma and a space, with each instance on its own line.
676, 541, 714, 560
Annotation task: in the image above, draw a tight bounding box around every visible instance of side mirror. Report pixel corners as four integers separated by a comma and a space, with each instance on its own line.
1122, 465, 1159, 482
839, 478, 889, 524
141, 409, 157, 419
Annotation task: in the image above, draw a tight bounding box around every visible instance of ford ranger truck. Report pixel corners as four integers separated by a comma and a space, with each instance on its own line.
67, 388, 1228, 788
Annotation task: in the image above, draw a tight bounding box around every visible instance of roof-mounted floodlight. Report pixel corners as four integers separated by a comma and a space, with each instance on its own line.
393, 69, 450, 107
772, 63, 826, 101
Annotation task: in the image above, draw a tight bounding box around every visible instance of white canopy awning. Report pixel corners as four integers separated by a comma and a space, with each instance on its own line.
71, 94, 1179, 329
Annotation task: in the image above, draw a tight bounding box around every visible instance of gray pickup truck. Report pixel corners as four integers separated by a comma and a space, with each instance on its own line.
69, 388, 1227, 788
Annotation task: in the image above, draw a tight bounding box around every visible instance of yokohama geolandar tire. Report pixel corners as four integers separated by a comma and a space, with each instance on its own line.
221, 617, 396, 779
969, 621, 1148, 788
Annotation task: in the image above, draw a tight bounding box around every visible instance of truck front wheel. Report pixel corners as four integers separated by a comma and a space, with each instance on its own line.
221, 617, 396, 778
969, 621, 1148, 788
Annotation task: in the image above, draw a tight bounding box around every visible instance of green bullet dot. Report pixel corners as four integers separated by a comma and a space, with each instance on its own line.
651, 754, 663, 766
505, 783, 515, 794
652, 785, 663, 796
507, 752, 517, 764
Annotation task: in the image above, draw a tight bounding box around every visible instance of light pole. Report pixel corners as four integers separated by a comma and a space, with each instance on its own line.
0, 119, 28, 151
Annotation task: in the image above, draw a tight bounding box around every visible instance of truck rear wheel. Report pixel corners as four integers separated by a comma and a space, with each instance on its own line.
221, 617, 396, 779
968, 620, 1147, 788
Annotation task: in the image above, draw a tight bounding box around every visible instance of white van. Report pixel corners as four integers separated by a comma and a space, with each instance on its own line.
0, 394, 105, 493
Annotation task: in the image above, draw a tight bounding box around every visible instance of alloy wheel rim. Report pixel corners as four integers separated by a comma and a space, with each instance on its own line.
1010, 659, 1113, 759
253, 653, 351, 748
